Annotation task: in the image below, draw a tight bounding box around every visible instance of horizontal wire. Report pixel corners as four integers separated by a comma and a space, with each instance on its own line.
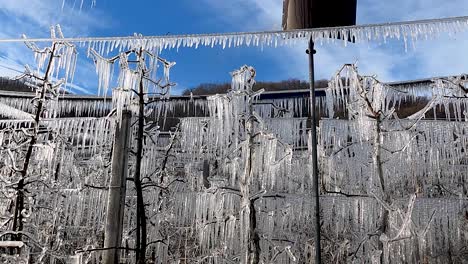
0, 15, 466, 44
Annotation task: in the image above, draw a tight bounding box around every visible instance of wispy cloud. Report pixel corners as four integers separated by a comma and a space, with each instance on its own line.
0, 0, 110, 93
201, 0, 468, 82
0, 0, 108, 37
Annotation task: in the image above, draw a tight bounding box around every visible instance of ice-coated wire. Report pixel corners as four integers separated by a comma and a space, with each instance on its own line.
0, 15, 466, 52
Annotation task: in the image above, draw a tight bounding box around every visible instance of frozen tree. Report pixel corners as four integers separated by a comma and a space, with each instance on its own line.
178, 66, 310, 263
90, 45, 177, 263
0, 25, 80, 262
320, 64, 468, 263
0, 26, 116, 264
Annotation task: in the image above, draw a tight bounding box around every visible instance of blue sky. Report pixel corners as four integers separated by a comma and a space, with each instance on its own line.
0, 0, 467, 94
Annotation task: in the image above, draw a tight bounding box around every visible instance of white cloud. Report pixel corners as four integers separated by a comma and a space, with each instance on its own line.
0, 0, 107, 37
201, 0, 282, 31
201, 0, 468, 82
0, 0, 110, 93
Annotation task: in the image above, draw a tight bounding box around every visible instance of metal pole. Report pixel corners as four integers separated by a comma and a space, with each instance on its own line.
103, 110, 132, 264
307, 37, 322, 263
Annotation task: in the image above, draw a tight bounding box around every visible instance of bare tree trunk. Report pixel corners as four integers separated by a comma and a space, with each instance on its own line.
133, 83, 146, 264
248, 200, 260, 264
134, 76, 147, 264
202, 160, 211, 189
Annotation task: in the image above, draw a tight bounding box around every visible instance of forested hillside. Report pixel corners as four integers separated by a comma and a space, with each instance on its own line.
182, 79, 329, 95
0, 77, 33, 92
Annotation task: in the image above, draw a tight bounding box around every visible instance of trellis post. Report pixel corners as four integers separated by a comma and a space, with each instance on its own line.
103, 110, 132, 264
283, 1, 357, 262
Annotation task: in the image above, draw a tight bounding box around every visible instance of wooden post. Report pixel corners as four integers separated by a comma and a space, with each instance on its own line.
103, 110, 131, 264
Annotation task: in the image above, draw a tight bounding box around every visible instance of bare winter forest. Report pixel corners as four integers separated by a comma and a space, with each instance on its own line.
0, 9, 467, 264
